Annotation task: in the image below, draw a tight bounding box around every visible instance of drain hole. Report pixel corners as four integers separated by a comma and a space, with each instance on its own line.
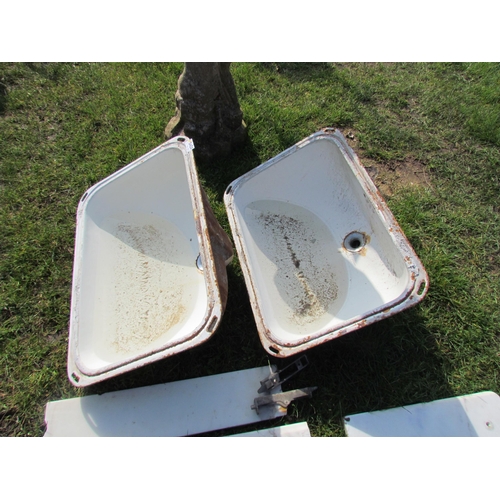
350, 238, 361, 249
71, 372, 80, 383
344, 232, 367, 252
269, 346, 280, 355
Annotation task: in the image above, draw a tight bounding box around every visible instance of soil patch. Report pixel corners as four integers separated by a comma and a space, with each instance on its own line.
342, 129, 432, 198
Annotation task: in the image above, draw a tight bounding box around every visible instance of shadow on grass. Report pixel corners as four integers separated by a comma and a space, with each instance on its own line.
195, 134, 263, 196
24, 62, 70, 82
0, 80, 7, 115
282, 305, 453, 435
259, 62, 334, 82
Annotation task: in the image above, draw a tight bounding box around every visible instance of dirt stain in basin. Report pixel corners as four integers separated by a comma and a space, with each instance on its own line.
283, 233, 301, 269
247, 200, 346, 327
97, 215, 198, 357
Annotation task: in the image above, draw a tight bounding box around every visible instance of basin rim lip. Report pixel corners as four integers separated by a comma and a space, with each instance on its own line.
67, 136, 223, 387
248, 265, 428, 356
224, 129, 429, 358
67, 303, 223, 387
257, 271, 428, 357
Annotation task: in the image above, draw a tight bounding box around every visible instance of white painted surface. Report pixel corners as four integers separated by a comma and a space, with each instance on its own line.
44, 366, 285, 437
68, 137, 224, 386
345, 391, 500, 437
224, 129, 428, 357
230, 422, 311, 437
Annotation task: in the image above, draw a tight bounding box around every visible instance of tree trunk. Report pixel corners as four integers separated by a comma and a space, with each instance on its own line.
165, 63, 247, 163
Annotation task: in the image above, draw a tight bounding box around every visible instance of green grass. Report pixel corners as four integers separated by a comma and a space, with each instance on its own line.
1, 62, 499, 436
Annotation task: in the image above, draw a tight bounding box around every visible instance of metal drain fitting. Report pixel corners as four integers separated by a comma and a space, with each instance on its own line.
343, 231, 367, 252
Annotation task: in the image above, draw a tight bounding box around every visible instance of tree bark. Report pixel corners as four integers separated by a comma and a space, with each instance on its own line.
165, 63, 247, 162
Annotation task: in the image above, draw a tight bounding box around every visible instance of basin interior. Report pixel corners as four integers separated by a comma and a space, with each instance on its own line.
74, 147, 209, 375
229, 137, 411, 345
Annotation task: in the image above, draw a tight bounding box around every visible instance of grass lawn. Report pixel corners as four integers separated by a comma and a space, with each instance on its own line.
1, 62, 499, 437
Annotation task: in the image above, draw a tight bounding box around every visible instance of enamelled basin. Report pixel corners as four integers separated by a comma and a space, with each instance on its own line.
68, 137, 232, 387
224, 129, 428, 357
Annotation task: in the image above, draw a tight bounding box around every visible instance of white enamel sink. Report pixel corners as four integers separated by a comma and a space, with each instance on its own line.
68, 137, 232, 387
224, 129, 428, 357
68, 129, 428, 386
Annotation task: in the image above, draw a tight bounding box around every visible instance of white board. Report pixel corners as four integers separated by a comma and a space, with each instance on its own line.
344, 391, 500, 437
44, 366, 285, 437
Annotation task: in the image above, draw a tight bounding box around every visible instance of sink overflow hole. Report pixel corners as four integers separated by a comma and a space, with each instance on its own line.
196, 254, 204, 272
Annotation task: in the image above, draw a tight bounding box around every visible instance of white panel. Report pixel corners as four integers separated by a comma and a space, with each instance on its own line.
230, 422, 311, 437
44, 366, 285, 437
345, 391, 500, 437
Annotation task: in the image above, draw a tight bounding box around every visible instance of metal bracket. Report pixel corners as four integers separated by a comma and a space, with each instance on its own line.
258, 355, 309, 394
252, 387, 317, 414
